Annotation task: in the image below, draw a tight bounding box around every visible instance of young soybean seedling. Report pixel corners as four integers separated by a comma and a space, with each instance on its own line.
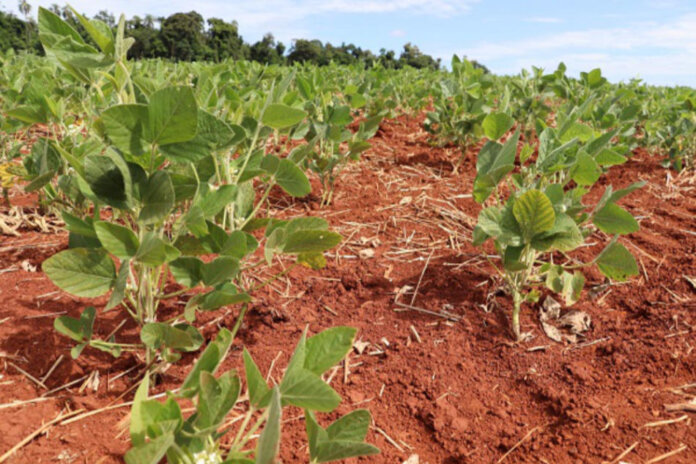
38, 9, 342, 385
125, 327, 380, 464
472, 111, 642, 341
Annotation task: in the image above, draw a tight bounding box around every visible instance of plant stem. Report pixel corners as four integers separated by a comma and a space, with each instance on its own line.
512, 289, 522, 341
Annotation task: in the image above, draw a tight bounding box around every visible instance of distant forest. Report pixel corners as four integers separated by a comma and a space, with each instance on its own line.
0, 2, 445, 69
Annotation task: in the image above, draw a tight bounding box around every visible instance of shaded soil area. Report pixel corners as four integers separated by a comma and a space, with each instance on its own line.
1, 113, 695, 463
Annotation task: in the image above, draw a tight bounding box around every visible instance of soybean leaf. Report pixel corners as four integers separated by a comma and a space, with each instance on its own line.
106, 259, 130, 310
197, 185, 237, 218
593, 203, 639, 235
275, 159, 311, 197
94, 222, 139, 259
146, 86, 198, 146
280, 368, 341, 411
124, 433, 174, 464
129, 374, 150, 446
54, 306, 95, 344
138, 171, 175, 224
84, 154, 129, 209
141, 323, 202, 352
562, 271, 585, 306
314, 442, 380, 463
326, 409, 371, 441
169, 257, 204, 287
595, 148, 627, 167
262, 104, 307, 130
255, 387, 282, 464
571, 152, 601, 186
197, 371, 240, 430
101, 104, 148, 156
282, 230, 342, 253
596, 239, 638, 281
482, 112, 513, 140
202, 257, 240, 287
198, 289, 250, 310
135, 233, 180, 267
512, 189, 555, 241
43, 248, 116, 297
304, 327, 356, 375
180, 328, 233, 397
243, 348, 271, 409
62, 212, 96, 238
473, 131, 520, 203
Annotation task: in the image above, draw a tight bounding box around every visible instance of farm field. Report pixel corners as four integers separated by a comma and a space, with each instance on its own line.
1, 6, 696, 464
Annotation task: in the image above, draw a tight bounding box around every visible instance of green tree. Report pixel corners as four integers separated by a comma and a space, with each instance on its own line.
127, 15, 166, 59
287, 39, 325, 65
0, 10, 28, 51
399, 42, 439, 69
249, 33, 285, 64
206, 17, 247, 61
160, 11, 207, 61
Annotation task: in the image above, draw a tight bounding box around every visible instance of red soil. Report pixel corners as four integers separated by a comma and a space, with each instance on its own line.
1, 113, 695, 463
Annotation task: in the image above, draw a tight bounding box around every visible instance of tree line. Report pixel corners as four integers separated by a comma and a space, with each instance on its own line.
0, 3, 443, 69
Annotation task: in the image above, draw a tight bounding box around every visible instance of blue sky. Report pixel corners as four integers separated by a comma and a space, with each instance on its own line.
4, 0, 696, 86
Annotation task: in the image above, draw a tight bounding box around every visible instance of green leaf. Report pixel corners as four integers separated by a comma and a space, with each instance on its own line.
101, 104, 148, 155
562, 271, 585, 306
141, 323, 202, 352
106, 260, 130, 310
283, 230, 342, 253
68, 7, 114, 54
275, 159, 311, 197
54, 306, 95, 345
147, 86, 198, 145
129, 374, 149, 446
124, 433, 174, 464
314, 442, 380, 463
512, 190, 555, 241
593, 203, 639, 235
180, 328, 233, 397
43, 248, 116, 297
482, 112, 513, 140
473, 131, 519, 203
596, 240, 638, 281
255, 387, 282, 464
38, 7, 84, 44
94, 222, 139, 259
595, 148, 627, 167
297, 252, 327, 270
135, 233, 180, 267
304, 327, 356, 375
305, 411, 328, 459
62, 212, 96, 238
326, 410, 371, 441
202, 257, 240, 287
571, 152, 601, 186
263, 104, 307, 130
197, 371, 240, 430
243, 348, 271, 409
169, 257, 204, 287
197, 185, 237, 218
84, 154, 129, 209
198, 289, 251, 310
280, 368, 341, 411
560, 122, 594, 143
138, 171, 175, 224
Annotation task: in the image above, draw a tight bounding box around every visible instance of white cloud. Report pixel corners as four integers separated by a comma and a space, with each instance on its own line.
446, 13, 696, 86
390, 29, 406, 37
